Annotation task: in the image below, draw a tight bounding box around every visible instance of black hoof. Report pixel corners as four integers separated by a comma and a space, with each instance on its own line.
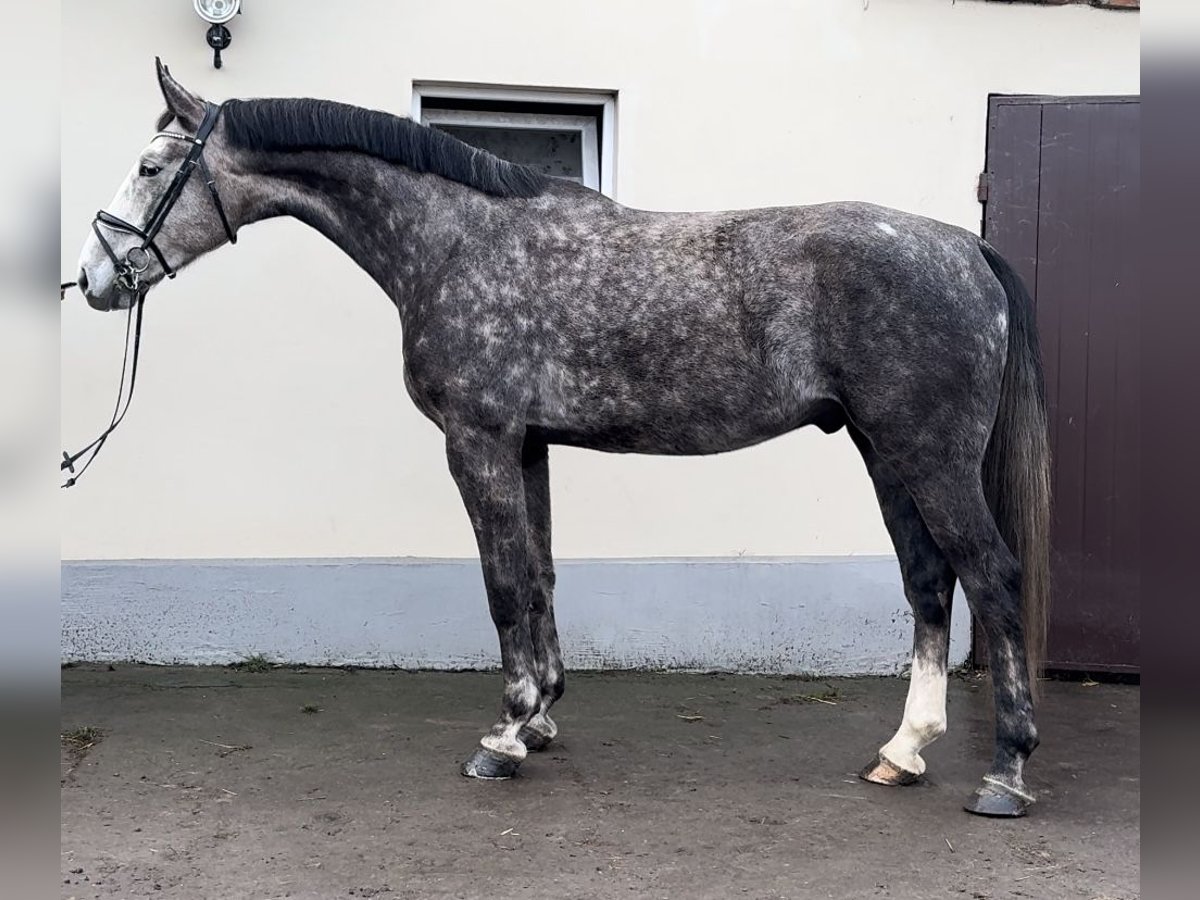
461, 747, 522, 780
859, 754, 922, 787
517, 726, 553, 752
963, 780, 1034, 817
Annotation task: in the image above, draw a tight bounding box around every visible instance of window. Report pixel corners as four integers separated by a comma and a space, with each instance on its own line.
411, 84, 617, 197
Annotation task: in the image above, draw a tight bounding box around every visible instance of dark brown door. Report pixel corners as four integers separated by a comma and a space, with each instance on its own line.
981, 94, 1140, 674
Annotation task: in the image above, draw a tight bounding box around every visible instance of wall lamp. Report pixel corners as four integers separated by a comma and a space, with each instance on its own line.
193, 0, 241, 69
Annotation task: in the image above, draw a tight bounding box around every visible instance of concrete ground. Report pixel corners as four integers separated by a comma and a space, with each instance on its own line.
61, 666, 1138, 900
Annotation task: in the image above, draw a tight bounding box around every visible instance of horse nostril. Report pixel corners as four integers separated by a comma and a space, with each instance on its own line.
78, 271, 90, 294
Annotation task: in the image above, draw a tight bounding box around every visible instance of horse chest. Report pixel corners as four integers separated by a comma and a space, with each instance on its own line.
401, 357, 448, 428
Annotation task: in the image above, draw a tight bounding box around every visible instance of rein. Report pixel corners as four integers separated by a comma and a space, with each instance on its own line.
59, 287, 145, 489
62, 101, 235, 489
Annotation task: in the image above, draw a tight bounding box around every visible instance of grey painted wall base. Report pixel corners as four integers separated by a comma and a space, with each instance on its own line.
61, 557, 970, 675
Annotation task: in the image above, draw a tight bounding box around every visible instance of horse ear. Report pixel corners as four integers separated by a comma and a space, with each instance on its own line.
155, 57, 205, 130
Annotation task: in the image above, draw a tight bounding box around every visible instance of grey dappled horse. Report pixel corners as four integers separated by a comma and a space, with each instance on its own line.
75, 63, 1051, 817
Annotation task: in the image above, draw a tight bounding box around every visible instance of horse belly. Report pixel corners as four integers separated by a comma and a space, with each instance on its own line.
529, 367, 828, 455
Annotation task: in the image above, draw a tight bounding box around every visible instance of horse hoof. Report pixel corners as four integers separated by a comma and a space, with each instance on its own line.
517, 726, 553, 752
963, 780, 1034, 817
859, 754, 922, 787
461, 747, 522, 780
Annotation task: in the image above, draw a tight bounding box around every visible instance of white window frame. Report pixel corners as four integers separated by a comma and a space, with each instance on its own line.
411, 82, 617, 198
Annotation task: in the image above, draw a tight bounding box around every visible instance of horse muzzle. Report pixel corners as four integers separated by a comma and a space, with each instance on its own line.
78, 269, 137, 311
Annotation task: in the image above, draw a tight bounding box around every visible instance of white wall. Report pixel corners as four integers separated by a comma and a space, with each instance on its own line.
61, 1, 1139, 561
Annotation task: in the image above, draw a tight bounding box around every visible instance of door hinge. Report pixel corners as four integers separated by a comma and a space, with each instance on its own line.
976, 172, 990, 204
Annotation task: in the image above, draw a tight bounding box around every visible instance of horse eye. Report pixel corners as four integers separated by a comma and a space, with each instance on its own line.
138, 163, 162, 177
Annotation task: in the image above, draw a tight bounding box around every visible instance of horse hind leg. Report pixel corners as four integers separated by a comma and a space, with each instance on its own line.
516, 438, 564, 752
887, 460, 1039, 817
851, 428, 956, 787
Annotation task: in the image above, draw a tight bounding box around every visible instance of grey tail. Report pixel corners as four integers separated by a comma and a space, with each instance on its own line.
978, 239, 1052, 701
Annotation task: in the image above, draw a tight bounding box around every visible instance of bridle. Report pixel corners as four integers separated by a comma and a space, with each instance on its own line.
91, 100, 237, 292
61, 101, 236, 488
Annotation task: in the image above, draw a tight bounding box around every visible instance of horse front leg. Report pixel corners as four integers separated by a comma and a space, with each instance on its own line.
446, 424, 542, 780
516, 438, 564, 752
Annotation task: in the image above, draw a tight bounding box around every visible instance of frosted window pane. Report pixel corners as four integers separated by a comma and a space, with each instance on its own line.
433, 125, 584, 183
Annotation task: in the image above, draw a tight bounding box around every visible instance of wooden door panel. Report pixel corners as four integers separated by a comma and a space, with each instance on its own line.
982, 95, 1140, 673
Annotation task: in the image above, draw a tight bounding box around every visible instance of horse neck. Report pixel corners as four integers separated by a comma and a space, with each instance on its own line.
241, 149, 487, 314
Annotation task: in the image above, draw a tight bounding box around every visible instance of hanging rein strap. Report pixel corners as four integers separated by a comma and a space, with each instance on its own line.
60, 291, 145, 488
63, 102, 235, 488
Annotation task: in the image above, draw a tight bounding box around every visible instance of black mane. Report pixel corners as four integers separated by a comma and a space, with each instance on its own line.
220, 97, 549, 199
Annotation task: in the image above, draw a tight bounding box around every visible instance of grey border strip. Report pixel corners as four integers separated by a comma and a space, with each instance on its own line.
62, 557, 970, 675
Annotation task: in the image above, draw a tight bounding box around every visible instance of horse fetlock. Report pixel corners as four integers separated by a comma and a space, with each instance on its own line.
909, 714, 947, 744
462, 719, 530, 779
518, 711, 557, 752
995, 713, 1039, 761
879, 739, 929, 777
543, 668, 566, 704
504, 677, 542, 721
480, 731, 528, 762
873, 705, 944, 781
1018, 720, 1040, 755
